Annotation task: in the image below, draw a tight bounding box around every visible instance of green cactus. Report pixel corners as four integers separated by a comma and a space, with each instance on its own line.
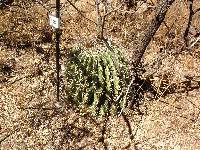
65, 44, 130, 115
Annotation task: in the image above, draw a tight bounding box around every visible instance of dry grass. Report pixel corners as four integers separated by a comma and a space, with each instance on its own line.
1, 0, 200, 149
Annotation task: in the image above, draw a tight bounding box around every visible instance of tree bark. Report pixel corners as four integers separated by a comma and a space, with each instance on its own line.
131, 0, 175, 67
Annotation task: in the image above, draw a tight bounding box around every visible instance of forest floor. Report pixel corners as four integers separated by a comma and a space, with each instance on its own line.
1, 0, 200, 149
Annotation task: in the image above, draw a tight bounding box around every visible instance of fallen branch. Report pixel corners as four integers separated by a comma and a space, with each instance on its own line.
0, 129, 17, 144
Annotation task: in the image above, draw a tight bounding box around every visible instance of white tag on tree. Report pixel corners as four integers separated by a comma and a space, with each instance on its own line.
49, 14, 60, 29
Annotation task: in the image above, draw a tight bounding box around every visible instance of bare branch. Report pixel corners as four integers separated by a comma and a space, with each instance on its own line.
0, 129, 17, 144
184, 0, 194, 47
194, 7, 200, 14
0, 132, 12, 144
188, 35, 200, 49
65, 0, 97, 25
95, 0, 103, 39
95, 0, 112, 40
118, 76, 135, 116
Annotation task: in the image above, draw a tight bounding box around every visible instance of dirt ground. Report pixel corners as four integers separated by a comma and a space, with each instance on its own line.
1, 0, 200, 149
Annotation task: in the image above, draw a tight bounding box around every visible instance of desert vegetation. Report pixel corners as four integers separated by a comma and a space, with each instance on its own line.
1, 0, 200, 149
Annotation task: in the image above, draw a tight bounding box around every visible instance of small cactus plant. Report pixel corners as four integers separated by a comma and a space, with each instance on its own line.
65, 44, 130, 115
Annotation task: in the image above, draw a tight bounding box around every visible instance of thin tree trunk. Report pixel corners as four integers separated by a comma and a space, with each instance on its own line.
131, 0, 175, 67
96, 0, 103, 39
184, 0, 194, 47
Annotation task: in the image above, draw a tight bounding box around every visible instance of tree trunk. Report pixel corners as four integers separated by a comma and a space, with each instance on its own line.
131, 0, 175, 67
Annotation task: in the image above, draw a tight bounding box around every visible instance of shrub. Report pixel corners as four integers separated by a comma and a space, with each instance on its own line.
65, 44, 131, 115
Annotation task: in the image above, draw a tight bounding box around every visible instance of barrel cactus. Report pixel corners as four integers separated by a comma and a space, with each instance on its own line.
65, 44, 131, 115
